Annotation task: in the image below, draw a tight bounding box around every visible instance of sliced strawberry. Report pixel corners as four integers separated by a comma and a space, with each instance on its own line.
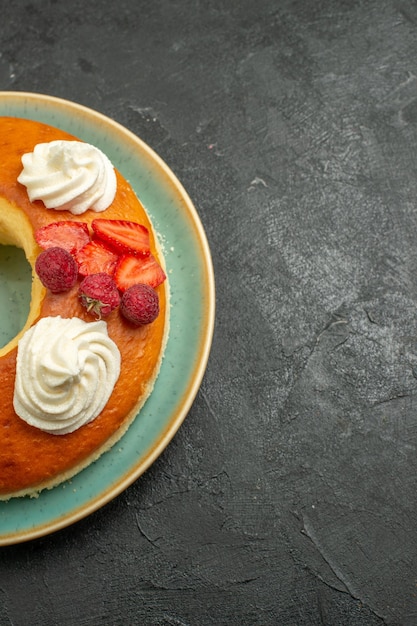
35, 221, 90, 255
114, 254, 166, 292
75, 239, 119, 277
92, 219, 150, 257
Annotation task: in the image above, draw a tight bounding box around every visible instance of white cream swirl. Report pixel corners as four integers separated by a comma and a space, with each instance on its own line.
13, 316, 121, 435
17, 140, 117, 215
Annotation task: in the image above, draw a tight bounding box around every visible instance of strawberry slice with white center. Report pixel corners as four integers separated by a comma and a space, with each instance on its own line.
35, 221, 90, 255
92, 219, 151, 257
114, 254, 166, 292
75, 239, 119, 277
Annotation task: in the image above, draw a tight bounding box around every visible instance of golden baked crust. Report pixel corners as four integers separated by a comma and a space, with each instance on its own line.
0, 117, 168, 499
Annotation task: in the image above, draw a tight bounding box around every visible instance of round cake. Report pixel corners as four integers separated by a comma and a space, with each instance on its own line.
0, 116, 169, 499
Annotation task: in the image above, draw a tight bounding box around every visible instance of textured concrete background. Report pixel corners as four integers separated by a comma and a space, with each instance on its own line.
1, 0, 417, 624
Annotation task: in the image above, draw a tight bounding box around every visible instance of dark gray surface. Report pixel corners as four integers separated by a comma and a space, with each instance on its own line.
1, 0, 417, 624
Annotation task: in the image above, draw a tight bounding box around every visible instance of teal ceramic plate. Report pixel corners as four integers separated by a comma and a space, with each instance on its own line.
0, 92, 215, 545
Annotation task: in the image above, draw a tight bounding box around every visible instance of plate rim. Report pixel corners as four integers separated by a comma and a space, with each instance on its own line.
0, 91, 215, 545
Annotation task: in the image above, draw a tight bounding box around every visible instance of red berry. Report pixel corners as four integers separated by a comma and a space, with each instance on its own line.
114, 254, 166, 292
35, 221, 90, 255
92, 219, 150, 257
35, 247, 78, 293
79, 273, 120, 319
120, 283, 160, 326
76, 239, 119, 277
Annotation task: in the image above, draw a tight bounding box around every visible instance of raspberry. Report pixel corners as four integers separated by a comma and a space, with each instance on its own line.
35, 247, 78, 293
79, 273, 120, 319
120, 283, 160, 326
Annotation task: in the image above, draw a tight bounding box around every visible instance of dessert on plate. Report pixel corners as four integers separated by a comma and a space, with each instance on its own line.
0, 116, 169, 499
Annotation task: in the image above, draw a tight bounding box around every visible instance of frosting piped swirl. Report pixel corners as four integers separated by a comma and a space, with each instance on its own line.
13, 316, 121, 435
17, 140, 116, 214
